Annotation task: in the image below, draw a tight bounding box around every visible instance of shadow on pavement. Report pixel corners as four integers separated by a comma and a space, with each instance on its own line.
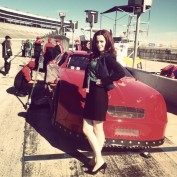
6, 86, 27, 109
0, 69, 6, 76
6, 86, 17, 95
166, 102, 177, 115
18, 105, 90, 165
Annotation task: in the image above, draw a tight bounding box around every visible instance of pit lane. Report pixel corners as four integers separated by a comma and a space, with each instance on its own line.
20, 86, 177, 177
21, 102, 177, 177
1, 55, 177, 177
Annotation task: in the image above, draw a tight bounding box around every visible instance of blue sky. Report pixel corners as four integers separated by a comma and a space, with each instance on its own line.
0, 0, 177, 45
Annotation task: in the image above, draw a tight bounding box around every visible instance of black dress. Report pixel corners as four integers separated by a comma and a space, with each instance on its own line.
83, 80, 108, 121
83, 53, 125, 121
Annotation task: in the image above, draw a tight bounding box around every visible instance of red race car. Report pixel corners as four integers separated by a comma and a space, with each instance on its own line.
46, 50, 167, 148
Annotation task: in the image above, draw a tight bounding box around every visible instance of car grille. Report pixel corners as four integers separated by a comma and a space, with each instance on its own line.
107, 105, 145, 118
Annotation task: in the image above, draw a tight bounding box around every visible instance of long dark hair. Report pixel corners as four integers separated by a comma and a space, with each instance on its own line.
92, 29, 116, 57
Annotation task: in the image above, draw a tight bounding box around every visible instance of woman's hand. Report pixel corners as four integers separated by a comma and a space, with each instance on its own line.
96, 79, 103, 86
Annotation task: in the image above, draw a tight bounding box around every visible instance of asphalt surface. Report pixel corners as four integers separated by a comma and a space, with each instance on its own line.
0, 52, 177, 177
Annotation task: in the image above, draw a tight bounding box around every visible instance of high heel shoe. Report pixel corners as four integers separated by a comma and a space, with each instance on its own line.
81, 163, 93, 169
86, 162, 107, 175
81, 157, 95, 169
88, 157, 96, 166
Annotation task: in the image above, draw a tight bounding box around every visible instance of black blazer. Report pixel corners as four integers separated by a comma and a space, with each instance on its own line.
2, 40, 12, 58
83, 53, 125, 90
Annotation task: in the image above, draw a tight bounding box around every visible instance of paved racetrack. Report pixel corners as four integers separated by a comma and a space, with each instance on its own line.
0, 42, 177, 176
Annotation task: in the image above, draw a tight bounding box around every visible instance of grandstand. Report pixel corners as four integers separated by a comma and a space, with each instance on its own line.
0, 6, 72, 56
0, 6, 70, 30
0, 22, 55, 39
0, 6, 72, 40
0, 22, 56, 55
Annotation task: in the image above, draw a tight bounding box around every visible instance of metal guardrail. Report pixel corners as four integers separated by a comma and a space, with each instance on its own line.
127, 67, 177, 107
128, 48, 177, 62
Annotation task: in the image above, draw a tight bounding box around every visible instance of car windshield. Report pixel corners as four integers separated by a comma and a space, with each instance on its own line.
67, 54, 89, 70
58, 52, 68, 66
65, 53, 133, 77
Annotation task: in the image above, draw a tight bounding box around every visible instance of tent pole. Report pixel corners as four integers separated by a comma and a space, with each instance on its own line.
114, 11, 117, 36
100, 14, 102, 29
133, 12, 141, 68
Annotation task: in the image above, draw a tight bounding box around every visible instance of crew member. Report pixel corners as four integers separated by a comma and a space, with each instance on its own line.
53, 38, 64, 58
33, 36, 42, 70
1, 35, 13, 76
24, 39, 32, 57
21, 40, 25, 57
43, 38, 55, 72
14, 60, 35, 97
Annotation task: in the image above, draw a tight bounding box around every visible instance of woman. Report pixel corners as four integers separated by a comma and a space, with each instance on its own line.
82, 29, 125, 175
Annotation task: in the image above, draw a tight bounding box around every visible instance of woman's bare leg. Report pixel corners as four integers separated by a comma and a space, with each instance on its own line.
88, 121, 105, 166
83, 119, 104, 171
93, 120, 105, 151
92, 120, 105, 171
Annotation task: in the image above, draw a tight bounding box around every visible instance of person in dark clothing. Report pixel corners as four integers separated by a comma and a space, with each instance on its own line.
1, 36, 13, 76
75, 39, 82, 51
24, 39, 32, 57
43, 38, 55, 72
82, 29, 125, 175
33, 36, 42, 70
14, 60, 36, 97
43, 47, 55, 84
82, 40, 90, 52
21, 40, 25, 57
53, 38, 64, 58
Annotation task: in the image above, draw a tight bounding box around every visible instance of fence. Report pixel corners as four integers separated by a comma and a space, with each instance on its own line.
127, 67, 177, 107
128, 47, 177, 63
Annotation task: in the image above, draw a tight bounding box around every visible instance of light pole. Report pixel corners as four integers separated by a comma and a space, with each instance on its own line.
59, 12, 66, 35
70, 20, 78, 51
85, 10, 98, 52
131, 0, 153, 68
133, 12, 141, 68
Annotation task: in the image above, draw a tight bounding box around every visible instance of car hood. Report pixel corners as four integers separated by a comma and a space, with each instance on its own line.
109, 77, 163, 107
108, 77, 167, 122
